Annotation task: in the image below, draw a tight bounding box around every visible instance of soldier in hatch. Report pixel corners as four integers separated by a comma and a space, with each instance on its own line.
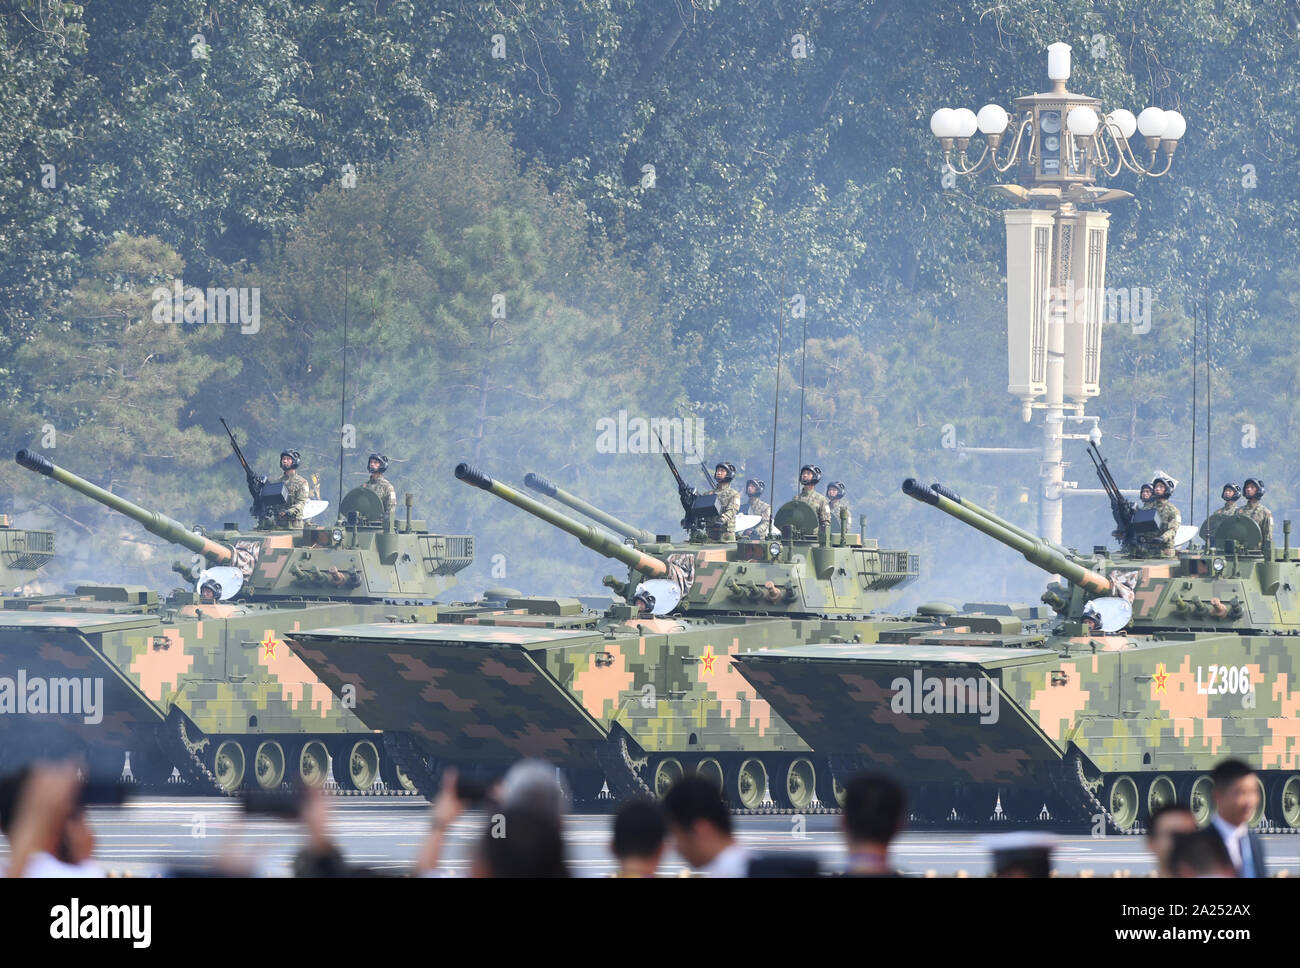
363, 454, 397, 519
1219, 482, 1241, 516
1236, 478, 1273, 542
795, 465, 830, 535
706, 462, 741, 542
275, 449, 310, 529
826, 481, 850, 528
1141, 476, 1181, 558
739, 479, 772, 540
1139, 483, 1154, 509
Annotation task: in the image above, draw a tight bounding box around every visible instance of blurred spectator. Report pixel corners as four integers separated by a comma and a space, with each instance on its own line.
499, 759, 569, 821
291, 788, 352, 877
1, 762, 104, 878
470, 807, 568, 878
1169, 830, 1236, 878
1146, 803, 1198, 877
983, 831, 1055, 878
663, 775, 748, 877
840, 773, 906, 876
1207, 759, 1265, 877
611, 799, 666, 877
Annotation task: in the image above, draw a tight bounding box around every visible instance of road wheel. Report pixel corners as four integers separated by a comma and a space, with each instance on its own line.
332, 739, 380, 791
652, 757, 684, 799
1145, 775, 1177, 820
693, 757, 724, 795
1273, 774, 1300, 830
1106, 775, 1139, 831
731, 758, 769, 811
817, 763, 848, 809
1184, 775, 1214, 826
294, 740, 330, 789
252, 740, 287, 791
782, 757, 817, 811
212, 740, 246, 792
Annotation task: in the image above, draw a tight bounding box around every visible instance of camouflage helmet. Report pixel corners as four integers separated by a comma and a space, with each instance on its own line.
714, 461, 736, 483
827, 481, 846, 499
368, 453, 389, 473
280, 449, 301, 469
1221, 482, 1241, 502
800, 464, 822, 485
1244, 478, 1266, 498
745, 479, 765, 496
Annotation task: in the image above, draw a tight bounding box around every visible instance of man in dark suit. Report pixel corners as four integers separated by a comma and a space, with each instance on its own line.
1206, 759, 1266, 878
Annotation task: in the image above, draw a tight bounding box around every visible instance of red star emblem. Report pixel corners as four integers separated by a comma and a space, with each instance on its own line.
1153, 663, 1169, 694
699, 646, 716, 676
261, 631, 280, 658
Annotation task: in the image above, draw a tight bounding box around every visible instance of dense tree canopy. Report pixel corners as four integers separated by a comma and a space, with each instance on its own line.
3, 0, 1298, 601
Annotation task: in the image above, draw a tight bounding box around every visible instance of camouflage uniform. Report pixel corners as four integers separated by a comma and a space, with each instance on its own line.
363, 475, 397, 518
797, 486, 831, 530
739, 497, 772, 540
277, 472, 310, 528
1140, 498, 1181, 557
1220, 500, 1239, 515
1237, 501, 1273, 542
707, 483, 741, 541
827, 499, 851, 530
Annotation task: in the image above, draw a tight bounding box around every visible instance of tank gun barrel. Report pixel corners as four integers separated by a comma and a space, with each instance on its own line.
903, 478, 1110, 596
17, 449, 233, 564
929, 482, 1074, 558
457, 464, 668, 578
523, 472, 656, 544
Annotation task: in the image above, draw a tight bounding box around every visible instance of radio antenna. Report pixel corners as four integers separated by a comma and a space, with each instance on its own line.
1191, 298, 1198, 524
338, 264, 348, 510
769, 273, 785, 496
796, 287, 807, 481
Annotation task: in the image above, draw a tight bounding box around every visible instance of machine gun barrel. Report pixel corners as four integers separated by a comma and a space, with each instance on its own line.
457, 464, 668, 578
903, 478, 1111, 596
16, 449, 234, 564
523, 473, 657, 544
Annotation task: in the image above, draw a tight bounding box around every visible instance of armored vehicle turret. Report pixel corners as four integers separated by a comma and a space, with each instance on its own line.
729, 478, 1300, 832
286, 461, 1005, 813
3, 448, 472, 794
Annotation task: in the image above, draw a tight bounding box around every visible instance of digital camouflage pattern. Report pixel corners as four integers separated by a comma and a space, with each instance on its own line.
1238, 501, 1273, 542
1138, 499, 1181, 558
288, 465, 928, 810
796, 486, 830, 529
363, 475, 397, 518
7, 450, 474, 791
707, 483, 740, 541
739, 498, 771, 539
276, 472, 311, 528
730, 479, 1300, 829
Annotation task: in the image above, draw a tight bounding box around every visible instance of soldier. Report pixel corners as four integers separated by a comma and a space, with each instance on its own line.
795, 465, 831, 534
1142, 476, 1181, 558
739, 479, 771, 540
1237, 478, 1273, 542
706, 462, 741, 542
363, 453, 397, 519
1219, 482, 1241, 516
826, 481, 850, 528
275, 449, 310, 529
199, 579, 220, 605
1139, 483, 1154, 509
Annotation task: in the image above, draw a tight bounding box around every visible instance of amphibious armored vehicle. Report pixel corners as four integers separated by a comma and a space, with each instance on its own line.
3, 448, 472, 793
730, 478, 1300, 831
287, 461, 967, 811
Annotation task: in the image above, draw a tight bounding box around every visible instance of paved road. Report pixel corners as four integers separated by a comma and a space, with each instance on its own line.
2, 797, 1295, 877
